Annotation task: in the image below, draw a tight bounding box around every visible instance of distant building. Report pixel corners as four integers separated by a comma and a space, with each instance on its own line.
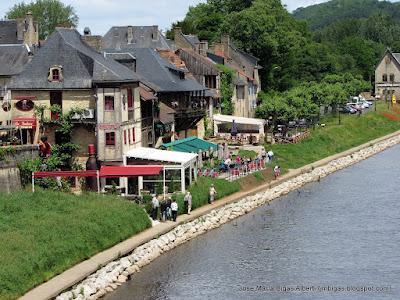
375, 49, 400, 101
102, 25, 170, 50
8, 28, 142, 167
0, 12, 39, 47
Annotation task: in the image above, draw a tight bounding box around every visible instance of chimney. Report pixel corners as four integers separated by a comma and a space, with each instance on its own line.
83, 27, 91, 36
174, 27, 182, 41
127, 26, 134, 44
24, 11, 38, 47
221, 35, 230, 58
152, 25, 158, 40
196, 41, 209, 57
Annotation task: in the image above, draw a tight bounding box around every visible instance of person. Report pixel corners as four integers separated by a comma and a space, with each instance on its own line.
171, 199, 178, 222
166, 197, 172, 220
209, 184, 217, 204
184, 191, 192, 214
39, 136, 52, 158
151, 194, 159, 220
261, 148, 267, 160
56, 168, 62, 189
224, 157, 232, 167
236, 155, 241, 165
274, 165, 281, 179
160, 199, 167, 222
267, 150, 274, 162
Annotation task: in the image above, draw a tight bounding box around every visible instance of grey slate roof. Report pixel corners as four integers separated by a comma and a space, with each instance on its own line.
0, 20, 20, 44
182, 34, 200, 48
105, 48, 206, 93
9, 28, 140, 90
102, 26, 170, 50
0, 44, 30, 76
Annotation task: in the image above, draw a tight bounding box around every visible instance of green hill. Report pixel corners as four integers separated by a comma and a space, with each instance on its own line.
293, 0, 400, 30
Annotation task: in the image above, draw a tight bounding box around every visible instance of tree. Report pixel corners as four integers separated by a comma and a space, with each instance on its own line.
6, 0, 78, 40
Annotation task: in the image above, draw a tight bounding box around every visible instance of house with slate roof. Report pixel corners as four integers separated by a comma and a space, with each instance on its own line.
375, 49, 400, 101
0, 12, 38, 128
103, 45, 208, 144
8, 28, 143, 167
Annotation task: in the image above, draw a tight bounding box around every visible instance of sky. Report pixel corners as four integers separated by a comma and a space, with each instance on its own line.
0, 0, 360, 36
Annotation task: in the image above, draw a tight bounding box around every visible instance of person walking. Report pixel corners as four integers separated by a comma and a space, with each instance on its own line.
151, 194, 159, 220
209, 184, 217, 204
274, 165, 281, 179
261, 148, 267, 161
268, 150, 274, 162
160, 199, 167, 222
171, 199, 178, 222
166, 197, 172, 220
184, 191, 192, 214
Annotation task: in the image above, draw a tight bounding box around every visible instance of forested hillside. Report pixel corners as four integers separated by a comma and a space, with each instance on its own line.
170, 0, 379, 123
293, 0, 400, 30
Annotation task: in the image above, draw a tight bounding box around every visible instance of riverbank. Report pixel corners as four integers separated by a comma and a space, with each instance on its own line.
53, 129, 400, 300
0, 190, 151, 300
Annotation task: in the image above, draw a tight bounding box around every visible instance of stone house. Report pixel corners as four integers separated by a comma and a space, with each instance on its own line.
173, 29, 261, 118
375, 49, 400, 101
0, 12, 38, 128
8, 28, 143, 167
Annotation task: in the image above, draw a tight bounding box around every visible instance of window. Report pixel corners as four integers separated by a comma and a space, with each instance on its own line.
205, 75, 217, 89
383, 74, 388, 82
123, 130, 127, 145
105, 132, 115, 146
52, 69, 60, 81
237, 86, 245, 100
131, 127, 135, 143
128, 128, 131, 144
104, 96, 115, 111
127, 88, 133, 109
390, 74, 395, 82
48, 66, 63, 82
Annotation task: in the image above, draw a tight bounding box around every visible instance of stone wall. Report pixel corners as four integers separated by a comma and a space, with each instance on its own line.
56, 133, 400, 300
0, 145, 38, 193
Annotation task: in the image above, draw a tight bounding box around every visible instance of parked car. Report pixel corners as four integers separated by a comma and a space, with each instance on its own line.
340, 105, 357, 114
347, 103, 362, 111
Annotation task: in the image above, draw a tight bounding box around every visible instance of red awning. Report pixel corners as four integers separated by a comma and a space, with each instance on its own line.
12, 117, 37, 129
99, 165, 163, 178
33, 170, 98, 178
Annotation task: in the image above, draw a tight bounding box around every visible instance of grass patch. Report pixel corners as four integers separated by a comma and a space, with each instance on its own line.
271, 104, 400, 170
237, 149, 258, 159
252, 171, 265, 182
0, 189, 151, 300
173, 177, 240, 214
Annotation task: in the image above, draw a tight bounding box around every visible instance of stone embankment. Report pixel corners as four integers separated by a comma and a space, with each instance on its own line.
56, 134, 400, 300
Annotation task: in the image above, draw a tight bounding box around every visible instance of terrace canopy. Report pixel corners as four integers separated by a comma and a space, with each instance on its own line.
124, 147, 198, 194
161, 136, 218, 153
213, 114, 266, 136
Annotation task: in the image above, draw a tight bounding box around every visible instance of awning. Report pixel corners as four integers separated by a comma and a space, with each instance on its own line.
161, 136, 218, 153
125, 147, 198, 166
12, 117, 37, 129
33, 170, 98, 178
213, 114, 266, 126
140, 87, 157, 101
99, 165, 163, 178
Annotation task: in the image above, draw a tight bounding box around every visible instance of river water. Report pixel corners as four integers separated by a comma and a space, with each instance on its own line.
105, 145, 400, 300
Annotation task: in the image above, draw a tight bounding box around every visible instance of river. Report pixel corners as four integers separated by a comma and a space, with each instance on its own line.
105, 145, 400, 300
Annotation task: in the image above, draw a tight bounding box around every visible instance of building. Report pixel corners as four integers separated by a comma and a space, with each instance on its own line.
173, 28, 261, 118
0, 12, 39, 131
102, 25, 170, 50
375, 49, 400, 101
8, 28, 142, 167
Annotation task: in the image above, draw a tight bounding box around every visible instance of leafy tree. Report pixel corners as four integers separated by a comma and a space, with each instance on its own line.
6, 0, 78, 40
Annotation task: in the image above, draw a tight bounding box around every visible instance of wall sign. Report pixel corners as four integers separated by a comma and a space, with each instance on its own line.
98, 124, 121, 130
16, 99, 34, 111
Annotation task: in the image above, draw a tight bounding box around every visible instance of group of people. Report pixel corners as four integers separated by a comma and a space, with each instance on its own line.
150, 184, 218, 223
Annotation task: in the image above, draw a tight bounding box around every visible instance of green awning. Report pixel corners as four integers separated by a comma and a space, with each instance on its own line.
161, 136, 218, 153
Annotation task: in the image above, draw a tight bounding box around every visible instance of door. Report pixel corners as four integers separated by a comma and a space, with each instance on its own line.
50, 91, 62, 120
